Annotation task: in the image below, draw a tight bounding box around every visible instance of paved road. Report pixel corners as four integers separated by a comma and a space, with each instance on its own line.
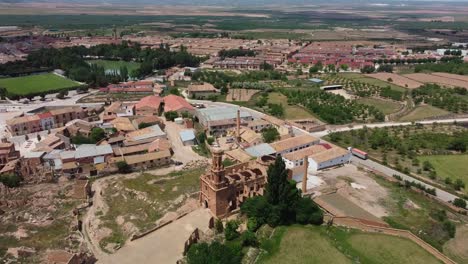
312, 118, 468, 138
351, 156, 462, 206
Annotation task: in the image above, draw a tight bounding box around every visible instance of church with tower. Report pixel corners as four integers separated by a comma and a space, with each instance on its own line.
199, 148, 278, 218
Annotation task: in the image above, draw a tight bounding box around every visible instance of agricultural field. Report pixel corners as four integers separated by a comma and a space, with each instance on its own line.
404, 73, 468, 89
365, 73, 423, 89
86, 60, 141, 73
338, 73, 408, 92
431, 72, 468, 83
267, 92, 316, 120
226, 89, 260, 102
258, 225, 442, 264
0, 73, 81, 96
399, 105, 450, 121
356, 97, 402, 115
418, 155, 468, 189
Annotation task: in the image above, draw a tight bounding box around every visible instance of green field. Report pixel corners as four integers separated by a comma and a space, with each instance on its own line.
87, 60, 141, 72
0, 73, 81, 96
258, 225, 442, 264
357, 97, 402, 115
339, 73, 407, 92
268, 92, 316, 120
418, 155, 468, 188
399, 105, 449, 121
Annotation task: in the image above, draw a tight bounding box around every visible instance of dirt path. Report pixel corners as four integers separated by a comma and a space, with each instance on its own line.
97, 208, 212, 264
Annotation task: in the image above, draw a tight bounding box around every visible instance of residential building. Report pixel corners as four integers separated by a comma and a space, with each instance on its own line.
135, 95, 163, 116
112, 150, 172, 170
125, 125, 166, 144
163, 95, 195, 114
132, 116, 165, 130
187, 83, 218, 99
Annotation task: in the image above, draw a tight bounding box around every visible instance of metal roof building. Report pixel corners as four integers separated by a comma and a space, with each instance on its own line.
244, 143, 276, 157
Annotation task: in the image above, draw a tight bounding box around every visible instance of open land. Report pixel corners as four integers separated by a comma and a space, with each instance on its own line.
338, 73, 408, 92
94, 165, 207, 252
267, 92, 315, 120
404, 73, 468, 89
258, 225, 442, 264
0, 180, 84, 263
399, 105, 450, 121
0, 73, 81, 96
356, 97, 402, 115
418, 155, 468, 186
226, 89, 260, 102
365, 73, 423, 89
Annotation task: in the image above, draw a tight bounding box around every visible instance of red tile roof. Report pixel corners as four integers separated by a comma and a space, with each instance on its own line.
163, 95, 195, 112
135, 95, 163, 110
38, 112, 53, 119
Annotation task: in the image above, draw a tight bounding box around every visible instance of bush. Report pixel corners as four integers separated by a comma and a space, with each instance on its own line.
138, 122, 152, 129
116, 161, 132, 174
443, 220, 456, 238
224, 220, 240, 241
247, 217, 260, 232
453, 198, 467, 208
240, 231, 258, 247
164, 111, 179, 121
296, 197, 324, 225
0, 174, 21, 188
261, 127, 280, 143
214, 219, 224, 234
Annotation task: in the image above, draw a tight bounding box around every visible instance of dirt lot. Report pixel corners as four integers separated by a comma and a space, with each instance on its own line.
226, 89, 260, 102
366, 73, 423, 89
404, 73, 468, 89
431, 72, 468, 82
0, 179, 87, 263
312, 164, 390, 219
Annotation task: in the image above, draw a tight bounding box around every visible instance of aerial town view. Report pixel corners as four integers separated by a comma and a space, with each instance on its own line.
0, 0, 468, 263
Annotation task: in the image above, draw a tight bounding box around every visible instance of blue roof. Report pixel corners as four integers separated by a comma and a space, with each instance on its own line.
309, 78, 323, 83
179, 130, 196, 142
245, 143, 276, 157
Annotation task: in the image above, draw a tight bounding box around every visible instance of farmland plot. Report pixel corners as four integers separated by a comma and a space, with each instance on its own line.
366, 73, 423, 89
404, 73, 468, 89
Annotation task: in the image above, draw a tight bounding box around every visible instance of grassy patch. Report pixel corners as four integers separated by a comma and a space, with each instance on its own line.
418, 155, 468, 192
356, 97, 402, 115
258, 225, 442, 264
399, 105, 450, 121
258, 225, 351, 264
267, 92, 316, 120
86, 59, 141, 72
0, 73, 81, 96
99, 167, 205, 251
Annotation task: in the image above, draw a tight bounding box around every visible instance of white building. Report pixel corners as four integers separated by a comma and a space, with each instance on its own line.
270, 134, 320, 156
282, 143, 351, 172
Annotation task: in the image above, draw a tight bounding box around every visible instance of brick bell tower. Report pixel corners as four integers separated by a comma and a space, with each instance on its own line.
211, 148, 226, 188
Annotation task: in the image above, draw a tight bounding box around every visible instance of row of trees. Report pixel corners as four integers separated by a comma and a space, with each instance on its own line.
218, 48, 256, 58
414, 60, 468, 75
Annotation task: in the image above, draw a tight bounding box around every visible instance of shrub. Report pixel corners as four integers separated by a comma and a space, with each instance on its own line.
224, 220, 240, 241
241, 231, 258, 247
453, 198, 467, 208
164, 111, 179, 121
187, 241, 242, 264
0, 174, 21, 188
116, 161, 132, 174
214, 219, 224, 234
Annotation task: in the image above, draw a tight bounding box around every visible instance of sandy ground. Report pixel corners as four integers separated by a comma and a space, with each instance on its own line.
164, 120, 208, 164
326, 89, 355, 100
314, 164, 389, 218
97, 208, 212, 264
